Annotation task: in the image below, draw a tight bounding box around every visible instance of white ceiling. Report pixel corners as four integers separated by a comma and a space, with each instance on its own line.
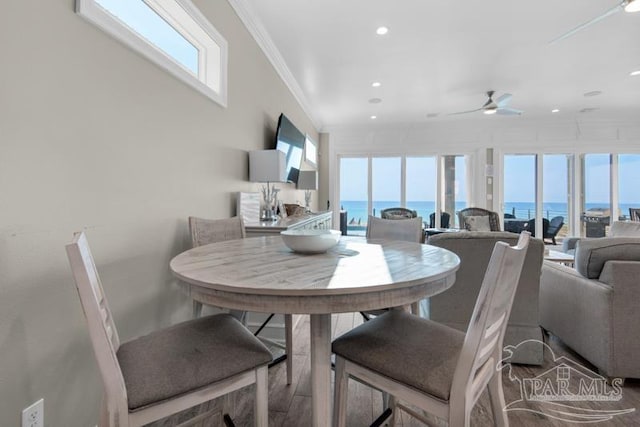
239, 0, 640, 131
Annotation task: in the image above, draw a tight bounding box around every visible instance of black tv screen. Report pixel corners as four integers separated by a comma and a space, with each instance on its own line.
275, 113, 304, 183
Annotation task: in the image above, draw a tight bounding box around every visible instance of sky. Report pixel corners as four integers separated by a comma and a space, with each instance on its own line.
97, 0, 198, 73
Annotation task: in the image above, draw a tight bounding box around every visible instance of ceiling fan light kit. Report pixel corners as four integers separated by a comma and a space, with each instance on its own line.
449, 90, 523, 117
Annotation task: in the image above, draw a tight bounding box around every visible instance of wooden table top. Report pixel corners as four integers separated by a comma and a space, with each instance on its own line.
170, 236, 460, 298
544, 249, 575, 263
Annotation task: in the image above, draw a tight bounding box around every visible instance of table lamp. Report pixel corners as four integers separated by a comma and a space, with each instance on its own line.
249, 150, 286, 220
297, 170, 318, 211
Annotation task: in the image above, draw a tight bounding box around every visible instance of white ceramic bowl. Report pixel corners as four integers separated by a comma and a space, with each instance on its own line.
280, 229, 341, 254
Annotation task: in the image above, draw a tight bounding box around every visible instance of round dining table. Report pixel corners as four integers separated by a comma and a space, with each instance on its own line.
170, 235, 460, 427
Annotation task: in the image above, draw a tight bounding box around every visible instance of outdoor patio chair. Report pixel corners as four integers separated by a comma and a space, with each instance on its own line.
380, 207, 418, 219
458, 207, 501, 231
429, 212, 451, 228
545, 216, 564, 245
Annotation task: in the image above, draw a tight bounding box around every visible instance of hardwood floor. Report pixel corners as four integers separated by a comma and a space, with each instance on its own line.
151, 313, 640, 426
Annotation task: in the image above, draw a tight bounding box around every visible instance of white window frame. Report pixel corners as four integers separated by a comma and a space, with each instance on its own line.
77, 0, 228, 107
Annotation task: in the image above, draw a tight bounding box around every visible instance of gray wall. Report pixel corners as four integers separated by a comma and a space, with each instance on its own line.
0, 0, 318, 425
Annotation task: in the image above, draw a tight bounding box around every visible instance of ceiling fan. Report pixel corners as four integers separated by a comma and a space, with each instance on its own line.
551, 0, 640, 43
449, 91, 523, 116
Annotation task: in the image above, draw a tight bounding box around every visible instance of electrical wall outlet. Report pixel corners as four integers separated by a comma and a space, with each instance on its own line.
22, 398, 43, 427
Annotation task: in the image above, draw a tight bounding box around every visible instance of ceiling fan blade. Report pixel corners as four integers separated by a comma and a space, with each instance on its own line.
447, 108, 482, 116
550, 1, 624, 44
496, 107, 523, 116
495, 93, 512, 107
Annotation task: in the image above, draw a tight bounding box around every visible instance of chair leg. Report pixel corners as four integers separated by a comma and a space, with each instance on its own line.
99, 397, 109, 427
449, 405, 471, 427
192, 300, 203, 318
487, 373, 508, 427
333, 356, 349, 427
388, 395, 398, 427
284, 314, 293, 385
410, 301, 420, 316
223, 392, 236, 423
254, 366, 268, 427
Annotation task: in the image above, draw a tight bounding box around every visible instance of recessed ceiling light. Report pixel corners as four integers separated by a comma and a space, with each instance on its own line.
372, 82, 381, 87
376, 26, 388, 35
625, 0, 640, 13
552, 109, 560, 113
580, 107, 599, 113
584, 90, 602, 97
631, 70, 640, 76
370, 115, 377, 120
426, 113, 439, 118
368, 98, 382, 104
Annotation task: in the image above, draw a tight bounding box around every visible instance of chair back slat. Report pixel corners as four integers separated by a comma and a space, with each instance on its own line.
189, 216, 246, 248
366, 215, 423, 243
451, 232, 530, 408
66, 232, 128, 413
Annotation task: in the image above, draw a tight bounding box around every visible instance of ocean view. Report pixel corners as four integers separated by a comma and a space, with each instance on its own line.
340, 200, 638, 227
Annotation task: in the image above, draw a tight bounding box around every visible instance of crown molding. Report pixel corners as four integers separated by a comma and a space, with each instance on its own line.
228, 0, 322, 131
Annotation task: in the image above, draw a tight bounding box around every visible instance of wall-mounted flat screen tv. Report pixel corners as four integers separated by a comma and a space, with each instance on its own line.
274, 113, 304, 183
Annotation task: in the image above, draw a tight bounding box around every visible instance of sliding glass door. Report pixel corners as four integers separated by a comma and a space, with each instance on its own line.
618, 154, 640, 221
406, 157, 437, 221
338, 154, 471, 234
543, 154, 572, 242
372, 157, 401, 218
339, 157, 368, 234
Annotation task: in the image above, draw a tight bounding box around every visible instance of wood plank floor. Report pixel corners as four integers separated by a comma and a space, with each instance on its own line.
152, 313, 640, 426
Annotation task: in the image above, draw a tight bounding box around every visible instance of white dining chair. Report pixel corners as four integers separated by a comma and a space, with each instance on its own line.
189, 216, 294, 385
332, 232, 531, 427
364, 215, 424, 317
66, 231, 271, 427
365, 215, 424, 243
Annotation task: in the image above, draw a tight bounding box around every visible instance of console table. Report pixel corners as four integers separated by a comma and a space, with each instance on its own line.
244, 211, 333, 237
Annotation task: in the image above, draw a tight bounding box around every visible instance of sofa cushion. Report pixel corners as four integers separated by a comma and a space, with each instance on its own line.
575, 237, 640, 279
610, 221, 640, 237
464, 215, 491, 231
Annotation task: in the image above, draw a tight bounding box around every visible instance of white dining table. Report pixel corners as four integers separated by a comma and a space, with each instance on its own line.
169, 235, 460, 427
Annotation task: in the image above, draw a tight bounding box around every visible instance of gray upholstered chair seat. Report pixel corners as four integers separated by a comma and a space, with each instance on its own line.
332, 310, 465, 401
118, 313, 272, 410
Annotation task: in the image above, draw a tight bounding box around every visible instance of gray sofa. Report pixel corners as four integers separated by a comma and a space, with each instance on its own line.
427, 232, 544, 364
540, 237, 640, 379
562, 220, 640, 253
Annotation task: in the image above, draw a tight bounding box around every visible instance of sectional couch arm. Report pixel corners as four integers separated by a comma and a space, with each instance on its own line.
539, 262, 613, 374
598, 261, 640, 378
540, 260, 640, 378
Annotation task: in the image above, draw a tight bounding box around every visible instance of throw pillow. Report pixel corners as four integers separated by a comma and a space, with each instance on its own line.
464, 215, 491, 231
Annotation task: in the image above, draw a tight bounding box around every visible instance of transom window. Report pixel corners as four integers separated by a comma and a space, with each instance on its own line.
77, 0, 227, 106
